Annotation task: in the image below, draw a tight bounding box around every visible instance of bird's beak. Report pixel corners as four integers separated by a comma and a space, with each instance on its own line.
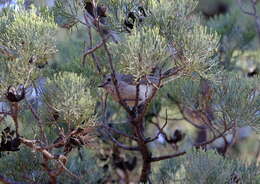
98, 81, 107, 88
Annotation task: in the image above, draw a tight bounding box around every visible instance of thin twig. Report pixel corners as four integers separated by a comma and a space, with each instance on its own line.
146, 117, 168, 143
167, 94, 208, 129
150, 125, 234, 162
20, 138, 77, 183
10, 103, 19, 136
194, 125, 234, 147
24, 68, 34, 88
137, 76, 161, 123
158, 115, 183, 121
85, 2, 133, 114
161, 66, 184, 80
0, 111, 11, 115
151, 151, 186, 162
255, 141, 260, 161
103, 129, 139, 151
25, 99, 47, 144
134, 82, 141, 109
83, 36, 109, 57
100, 124, 138, 141
57, 159, 82, 180
227, 121, 238, 150
83, 16, 102, 73
101, 33, 132, 114
43, 128, 88, 150
0, 115, 5, 123
102, 93, 108, 120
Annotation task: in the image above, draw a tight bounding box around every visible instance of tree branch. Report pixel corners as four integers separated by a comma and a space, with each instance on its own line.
103, 129, 139, 151
100, 124, 138, 141
161, 66, 184, 80
85, 1, 133, 114
83, 36, 109, 57
151, 151, 186, 162
83, 15, 102, 73
146, 116, 168, 143
43, 127, 93, 150
101, 31, 132, 114
20, 137, 81, 183
167, 94, 208, 129
25, 99, 47, 144
194, 125, 234, 147
158, 115, 183, 121
151, 125, 234, 162
255, 141, 260, 161
0, 111, 11, 115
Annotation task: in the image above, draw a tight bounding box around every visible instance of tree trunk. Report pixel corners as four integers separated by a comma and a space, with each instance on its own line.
139, 145, 151, 183
132, 118, 152, 183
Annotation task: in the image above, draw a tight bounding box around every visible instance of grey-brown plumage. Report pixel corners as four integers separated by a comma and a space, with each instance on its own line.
98, 73, 160, 107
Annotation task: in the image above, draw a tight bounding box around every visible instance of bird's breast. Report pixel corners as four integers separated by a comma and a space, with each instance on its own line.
106, 82, 155, 107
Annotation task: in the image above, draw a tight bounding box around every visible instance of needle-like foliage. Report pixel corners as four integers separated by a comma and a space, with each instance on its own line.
0, 7, 57, 94
166, 74, 260, 132
109, 27, 170, 78
0, 0, 259, 183
153, 149, 260, 184
45, 72, 96, 127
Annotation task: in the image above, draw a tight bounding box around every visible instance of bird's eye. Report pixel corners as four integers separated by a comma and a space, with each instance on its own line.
107, 78, 111, 82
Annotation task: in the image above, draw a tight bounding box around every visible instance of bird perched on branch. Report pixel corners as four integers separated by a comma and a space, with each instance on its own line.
98, 73, 160, 107
98, 67, 182, 107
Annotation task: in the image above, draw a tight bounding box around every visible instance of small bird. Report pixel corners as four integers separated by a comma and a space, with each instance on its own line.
98, 73, 160, 107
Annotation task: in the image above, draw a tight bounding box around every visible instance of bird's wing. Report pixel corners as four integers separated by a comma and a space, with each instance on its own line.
118, 73, 160, 85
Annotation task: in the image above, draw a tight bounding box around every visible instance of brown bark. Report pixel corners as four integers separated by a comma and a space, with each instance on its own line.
138, 137, 151, 183
132, 118, 152, 183
10, 103, 19, 136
